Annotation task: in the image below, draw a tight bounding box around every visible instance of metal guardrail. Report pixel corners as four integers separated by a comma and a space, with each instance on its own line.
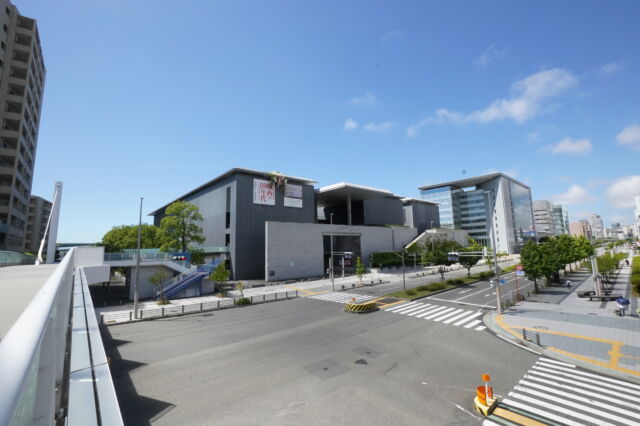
101, 290, 299, 324
0, 249, 36, 266
104, 251, 189, 267
522, 329, 541, 346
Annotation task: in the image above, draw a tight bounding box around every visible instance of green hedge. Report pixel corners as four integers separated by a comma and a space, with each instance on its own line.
369, 251, 403, 268
632, 256, 640, 295
417, 283, 446, 292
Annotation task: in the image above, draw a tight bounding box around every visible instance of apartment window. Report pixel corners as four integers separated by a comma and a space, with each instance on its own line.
5, 6, 10, 16
3, 24, 7, 33
225, 234, 230, 247
1, 41, 5, 51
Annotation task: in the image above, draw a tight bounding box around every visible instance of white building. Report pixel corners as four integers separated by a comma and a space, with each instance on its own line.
590, 213, 605, 239
635, 195, 640, 238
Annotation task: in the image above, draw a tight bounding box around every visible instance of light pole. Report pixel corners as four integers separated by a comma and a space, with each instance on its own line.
330, 212, 335, 291
485, 191, 502, 314
133, 197, 143, 319
430, 220, 435, 251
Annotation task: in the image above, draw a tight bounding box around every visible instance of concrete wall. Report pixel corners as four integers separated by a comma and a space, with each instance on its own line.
265, 222, 417, 281
363, 198, 404, 226
127, 265, 176, 300
404, 203, 439, 233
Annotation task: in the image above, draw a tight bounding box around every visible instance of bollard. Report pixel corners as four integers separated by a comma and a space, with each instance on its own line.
162, 307, 165, 317
182, 305, 185, 314
129, 311, 132, 321
263, 294, 266, 302
217, 300, 220, 309
200, 302, 203, 311
100, 314, 104, 325
474, 372, 497, 416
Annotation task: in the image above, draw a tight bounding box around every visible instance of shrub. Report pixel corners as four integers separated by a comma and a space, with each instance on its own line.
632, 256, 640, 295
417, 285, 430, 291
446, 279, 456, 285
424, 283, 445, 291
369, 251, 403, 268
235, 297, 251, 305
453, 278, 465, 285
406, 290, 417, 296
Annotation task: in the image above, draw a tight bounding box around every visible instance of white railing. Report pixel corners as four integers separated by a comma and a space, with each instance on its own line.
0, 248, 123, 425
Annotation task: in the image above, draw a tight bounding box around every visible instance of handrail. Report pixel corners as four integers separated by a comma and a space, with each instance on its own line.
0, 248, 74, 425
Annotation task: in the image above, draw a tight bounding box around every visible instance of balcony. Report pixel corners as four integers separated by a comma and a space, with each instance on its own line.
14, 33, 31, 48
16, 16, 34, 30
12, 49, 29, 64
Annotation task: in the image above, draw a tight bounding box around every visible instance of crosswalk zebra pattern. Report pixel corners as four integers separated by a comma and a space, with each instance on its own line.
308, 292, 374, 304
383, 301, 487, 331
484, 357, 640, 426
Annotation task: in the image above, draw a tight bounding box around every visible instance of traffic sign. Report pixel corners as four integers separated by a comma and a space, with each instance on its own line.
516, 264, 523, 271
515, 270, 525, 276
499, 279, 506, 285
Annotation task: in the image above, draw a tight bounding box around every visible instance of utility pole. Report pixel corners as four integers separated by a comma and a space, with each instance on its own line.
487, 191, 502, 314
401, 249, 406, 292
133, 197, 143, 319
330, 212, 334, 291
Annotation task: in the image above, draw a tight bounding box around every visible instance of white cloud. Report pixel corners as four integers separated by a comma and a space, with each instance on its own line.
475, 44, 509, 68
363, 121, 394, 132
600, 61, 625, 76
344, 118, 357, 131
350, 91, 382, 108
606, 175, 640, 208
550, 137, 592, 155
551, 185, 594, 206
616, 124, 640, 150
407, 68, 577, 137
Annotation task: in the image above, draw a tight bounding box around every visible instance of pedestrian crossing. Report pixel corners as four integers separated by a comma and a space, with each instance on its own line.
383, 301, 487, 331
484, 357, 640, 426
308, 292, 375, 304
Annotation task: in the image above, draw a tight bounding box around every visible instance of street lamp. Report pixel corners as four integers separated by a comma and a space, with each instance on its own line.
484, 190, 502, 314
390, 227, 407, 292
330, 212, 335, 291
133, 197, 143, 319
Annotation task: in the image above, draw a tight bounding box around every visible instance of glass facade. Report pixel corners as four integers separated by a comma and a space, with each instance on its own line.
508, 180, 535, 251
420, 186, 454, 228
454, 189, 489, 247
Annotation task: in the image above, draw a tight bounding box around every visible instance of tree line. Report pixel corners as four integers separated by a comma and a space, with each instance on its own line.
520, 235, 595, 292
101, 201, 205, 256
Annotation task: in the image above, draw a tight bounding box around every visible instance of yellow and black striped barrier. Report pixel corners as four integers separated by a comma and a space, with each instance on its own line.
344, 301, 378, 313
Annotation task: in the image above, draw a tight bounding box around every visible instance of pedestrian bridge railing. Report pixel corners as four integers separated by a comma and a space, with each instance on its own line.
0, 248, 123, 426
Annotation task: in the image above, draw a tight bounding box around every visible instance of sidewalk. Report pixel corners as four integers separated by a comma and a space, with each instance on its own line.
485, 257, 640, 383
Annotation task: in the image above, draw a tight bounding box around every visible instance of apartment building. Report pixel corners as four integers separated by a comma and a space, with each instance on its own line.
0, 0, 45, 251
570, 220, 592, 239
24, 194, 50, 254
590, 213, 605, 239
532, 200, 556, 237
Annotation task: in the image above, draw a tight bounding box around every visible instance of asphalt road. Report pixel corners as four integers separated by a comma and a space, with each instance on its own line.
427, 271, 537, 309
104, 295, 537, 426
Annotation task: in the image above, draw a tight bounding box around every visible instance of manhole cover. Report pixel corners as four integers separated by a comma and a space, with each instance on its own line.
304, 359, 349, 379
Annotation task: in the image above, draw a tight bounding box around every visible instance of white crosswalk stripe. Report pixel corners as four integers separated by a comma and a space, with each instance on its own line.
383, 302, 488, 331
308, 292, 374, 304
495, 357, 640, 426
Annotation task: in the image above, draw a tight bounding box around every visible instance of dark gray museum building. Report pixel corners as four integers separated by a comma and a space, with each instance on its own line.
150, 168, 439, 281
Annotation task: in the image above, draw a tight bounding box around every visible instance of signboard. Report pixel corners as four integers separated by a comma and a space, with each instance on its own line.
253, 179, 275, 205
284, 183, 303, 208
499, 279, 506, 285
516, 270, 525, 276
516, 264, 523, 271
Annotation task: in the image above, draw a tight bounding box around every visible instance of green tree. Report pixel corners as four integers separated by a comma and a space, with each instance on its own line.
101, 224, 161, 252
159, 201, 205, 252
210, 261, 230, 284
148, 270, 170, 304
190, 248, 205, 265
236, 281, 245, 297
459, 238, 483, 277
355, 256, 366, 282
520, 240, 543, 293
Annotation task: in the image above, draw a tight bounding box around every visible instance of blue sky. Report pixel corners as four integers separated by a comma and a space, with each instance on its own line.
20, 0, 640, 242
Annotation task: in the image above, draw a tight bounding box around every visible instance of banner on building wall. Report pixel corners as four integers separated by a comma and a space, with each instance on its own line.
253, 179, 275, 205
284, 184, 303, 208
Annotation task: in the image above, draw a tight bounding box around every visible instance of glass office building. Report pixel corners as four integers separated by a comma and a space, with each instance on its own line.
419, 173, 536, 253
